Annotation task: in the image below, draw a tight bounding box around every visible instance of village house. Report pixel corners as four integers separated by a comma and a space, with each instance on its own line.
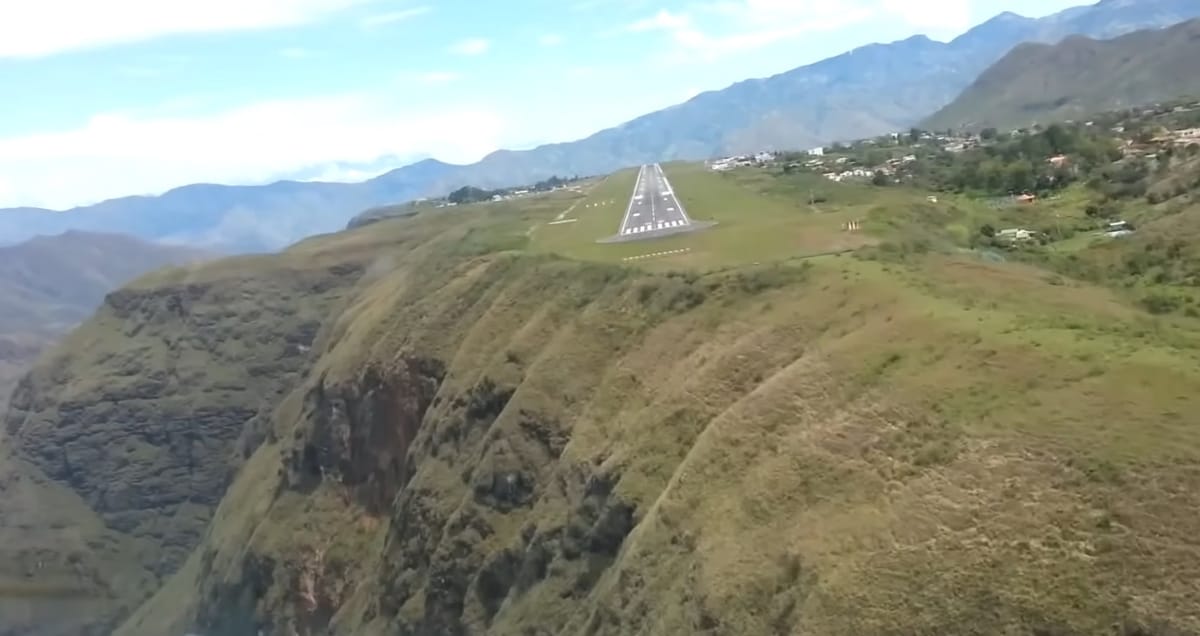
824, 168, 875, 182
996, 228, 1037, 244
1172, 128, 1200, 146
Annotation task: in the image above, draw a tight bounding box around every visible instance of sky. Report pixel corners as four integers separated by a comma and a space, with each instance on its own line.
0, 0, 1089, 209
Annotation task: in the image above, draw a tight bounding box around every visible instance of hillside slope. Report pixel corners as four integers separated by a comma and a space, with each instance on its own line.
0, 231, 209, 414
5, 0, 1200, 252
924, 19, 1200, 131
16, 197, 1179, 634
0, 239, 369, 635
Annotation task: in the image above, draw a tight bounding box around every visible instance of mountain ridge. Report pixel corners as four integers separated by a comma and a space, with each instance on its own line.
922, 18, 1200, 131
3, 0, 1200, 251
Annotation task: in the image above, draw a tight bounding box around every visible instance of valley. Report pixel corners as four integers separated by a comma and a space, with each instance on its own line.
5, 2, 1200, 634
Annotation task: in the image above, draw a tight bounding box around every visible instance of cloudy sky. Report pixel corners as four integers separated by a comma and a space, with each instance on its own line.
0, 0, 1086, 209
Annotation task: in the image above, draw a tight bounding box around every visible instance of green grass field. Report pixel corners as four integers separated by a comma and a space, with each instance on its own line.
529, 163, 888, 270
119, 189, 1200, 634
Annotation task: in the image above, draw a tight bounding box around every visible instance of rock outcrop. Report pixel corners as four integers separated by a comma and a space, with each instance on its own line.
7, 208, 1200, 636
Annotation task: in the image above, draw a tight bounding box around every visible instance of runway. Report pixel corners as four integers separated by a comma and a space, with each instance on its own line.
617, 164, 692, 237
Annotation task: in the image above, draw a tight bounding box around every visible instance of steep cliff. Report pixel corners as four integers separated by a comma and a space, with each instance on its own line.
0, 230, 210, 414
0, 240, 369, 634
7, 196, 1200, 635
102, 208, 1200, 635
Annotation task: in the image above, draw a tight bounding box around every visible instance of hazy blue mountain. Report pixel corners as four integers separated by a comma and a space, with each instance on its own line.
2, 0, 1197, 252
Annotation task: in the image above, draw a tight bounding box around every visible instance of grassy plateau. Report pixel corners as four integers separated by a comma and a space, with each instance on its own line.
5, 159, 1200, 636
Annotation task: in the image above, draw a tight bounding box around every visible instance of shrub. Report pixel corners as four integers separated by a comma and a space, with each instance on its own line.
1140, 292, 1182, 315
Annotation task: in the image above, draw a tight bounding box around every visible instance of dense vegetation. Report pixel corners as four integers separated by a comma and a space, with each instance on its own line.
917, 124, 1122, 195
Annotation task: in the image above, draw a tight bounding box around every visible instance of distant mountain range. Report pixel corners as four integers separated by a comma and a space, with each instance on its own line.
0, 231, 209, 413
923, 18, 1200, 132
2, 0, 1199, 252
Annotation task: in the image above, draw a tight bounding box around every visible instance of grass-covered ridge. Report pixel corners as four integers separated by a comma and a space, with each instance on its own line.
92, 174, 1200, 635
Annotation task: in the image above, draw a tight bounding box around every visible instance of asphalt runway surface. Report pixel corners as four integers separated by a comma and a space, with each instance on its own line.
617, 164, 692, 237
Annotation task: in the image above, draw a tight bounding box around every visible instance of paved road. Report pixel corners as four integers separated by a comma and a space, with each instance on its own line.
617, 164, 692, 237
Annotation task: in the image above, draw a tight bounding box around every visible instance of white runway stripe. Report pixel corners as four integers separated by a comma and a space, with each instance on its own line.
622, 248, 692, 262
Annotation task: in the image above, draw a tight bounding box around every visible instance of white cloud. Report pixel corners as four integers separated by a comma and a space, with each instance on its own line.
628, 9, 691, 33
116, 65, 163, 78
565, 66, 599, 79
416, 71, 462, 84
879, 0, 972, 36
0, 0, 379, 58
628, 2, 874, 61
279, 47, 315, 58
0, 95, 506, 209
450, 37, 491, 55
538, 33, 565, 46
359, 6, 430, 29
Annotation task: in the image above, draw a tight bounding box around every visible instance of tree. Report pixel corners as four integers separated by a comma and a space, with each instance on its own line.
872, 171, 889, 186
909, 127, 923, 144
980, 159, 1006, 192
1006, 160, 1035, 193
980, 224, 996, 237
448, 185, 494, 204
980, 127, 998, 141
1044, 123, 1075, 154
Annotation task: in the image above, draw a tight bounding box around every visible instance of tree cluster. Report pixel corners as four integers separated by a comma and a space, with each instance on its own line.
916, 124, 1122, 196
448, 186, 497, 204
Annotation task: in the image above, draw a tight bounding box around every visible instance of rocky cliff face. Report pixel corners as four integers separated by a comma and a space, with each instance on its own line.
0, 248, 367, 634
118, 213, 1200, 636
9, 207, 1200, 636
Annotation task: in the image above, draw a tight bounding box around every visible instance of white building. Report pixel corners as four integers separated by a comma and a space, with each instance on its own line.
808, 147, 825, 157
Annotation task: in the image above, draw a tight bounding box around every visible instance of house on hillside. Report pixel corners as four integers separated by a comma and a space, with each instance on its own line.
1015, 193, 1037, 205
1104, 220, 1135, 238
808, 147, 824, 157
1173, 128, 1200, 146
1048, 155, 1069, 168
824, 168, 874, 182
997, 228, 1037, 244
